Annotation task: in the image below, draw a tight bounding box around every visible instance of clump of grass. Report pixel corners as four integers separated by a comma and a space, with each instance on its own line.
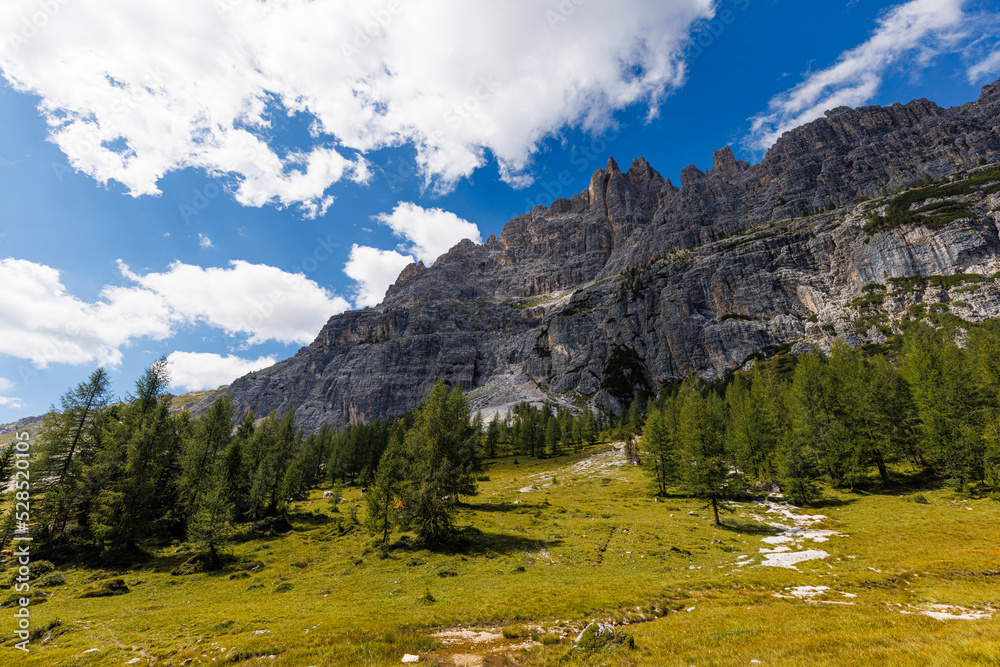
78, 578, 129, 598
36, 572, 66, 588
574, 623, 635, 652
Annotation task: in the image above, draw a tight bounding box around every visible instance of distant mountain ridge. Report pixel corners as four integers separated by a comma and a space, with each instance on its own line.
221, 79, 1000, 431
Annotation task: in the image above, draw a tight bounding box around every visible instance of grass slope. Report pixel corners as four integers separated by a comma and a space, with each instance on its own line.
3, 443, 998, 666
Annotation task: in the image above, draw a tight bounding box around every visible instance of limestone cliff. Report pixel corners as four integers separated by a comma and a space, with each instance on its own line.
228, 80, 1000, 432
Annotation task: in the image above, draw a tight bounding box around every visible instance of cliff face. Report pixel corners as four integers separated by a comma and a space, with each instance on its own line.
229, 80, 1000, 432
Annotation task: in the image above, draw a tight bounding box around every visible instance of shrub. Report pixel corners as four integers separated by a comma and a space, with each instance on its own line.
36, 572, 66, 588
78, 579, 129, 598
912, 494, 929, 504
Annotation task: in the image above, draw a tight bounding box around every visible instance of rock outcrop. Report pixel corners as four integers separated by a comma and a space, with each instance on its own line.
228, 80, 1000, 432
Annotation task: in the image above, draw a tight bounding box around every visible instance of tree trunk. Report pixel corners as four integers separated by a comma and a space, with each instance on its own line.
712, 496, 721, 526
874, 449, 890, 485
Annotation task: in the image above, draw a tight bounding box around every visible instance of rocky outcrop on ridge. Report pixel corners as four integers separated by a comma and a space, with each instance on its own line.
227, 79, 1000, 432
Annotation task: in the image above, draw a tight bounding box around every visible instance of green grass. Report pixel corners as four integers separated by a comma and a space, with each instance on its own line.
3, 447, 999, 665
169, 389, 227, 413
864, 166, 1000, 234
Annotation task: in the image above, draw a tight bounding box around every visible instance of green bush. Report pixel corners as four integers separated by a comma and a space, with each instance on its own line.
36, 572, 66, 588
78, 579, 129, 598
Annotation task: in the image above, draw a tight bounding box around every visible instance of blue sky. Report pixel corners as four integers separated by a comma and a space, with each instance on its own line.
0, 0, 999, 419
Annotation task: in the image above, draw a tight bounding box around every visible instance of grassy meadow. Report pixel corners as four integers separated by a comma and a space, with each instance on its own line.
3, 442, 999, 666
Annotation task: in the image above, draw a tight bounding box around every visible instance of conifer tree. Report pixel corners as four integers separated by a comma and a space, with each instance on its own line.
89, 359, 183, 554
37, 368, 113, 541
642, 397, 679, 496
365, 426, 406, 546
400, 381, 478, 543
484, 415, 500, 458
676, 380, 740, 525
545, 417, 560, 457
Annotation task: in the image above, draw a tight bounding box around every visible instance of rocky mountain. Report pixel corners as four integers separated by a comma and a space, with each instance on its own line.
227, 79, 1000, 432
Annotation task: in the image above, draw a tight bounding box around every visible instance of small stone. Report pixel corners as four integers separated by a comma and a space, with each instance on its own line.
401, 655, 420, 663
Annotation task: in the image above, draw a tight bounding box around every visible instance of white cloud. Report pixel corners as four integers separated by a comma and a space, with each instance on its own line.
375, 202, 481, 265
0, 257, 349, 368
343, 244, 413, 308
198, 233, 213, 249
0, 377, 22, 410
119, 260, 350, 346
165, 351, 276, 392
748, 0, 969, 151
968, 48, 1000, 82
0, 0, 713, 210
0, 258, 174, 367
0, 396, 24, 410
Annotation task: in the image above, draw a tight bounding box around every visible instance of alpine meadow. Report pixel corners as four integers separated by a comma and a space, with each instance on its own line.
2, 1, 1000, 665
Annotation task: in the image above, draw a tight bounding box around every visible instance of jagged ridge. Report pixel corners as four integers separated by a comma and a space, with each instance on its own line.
227, 79, 1000, 432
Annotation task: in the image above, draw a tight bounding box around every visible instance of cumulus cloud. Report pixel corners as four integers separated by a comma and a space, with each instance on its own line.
0, 0, 713, 211
343, 244, 413, 308
165, 351, 276, 392
0, 257, 349, 368
198, 233, 213, 249
748, 0, 969, 151
119, 260, 350, 345
375, 202, 481, 265
0, 258, 174, 367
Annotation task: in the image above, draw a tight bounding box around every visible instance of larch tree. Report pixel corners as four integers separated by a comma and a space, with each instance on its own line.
676, 380, 741, 526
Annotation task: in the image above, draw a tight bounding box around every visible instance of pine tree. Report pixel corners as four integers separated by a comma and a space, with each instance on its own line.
484, 415, 500, 458
676, 380, 740, 525
901, 327, 982, 487
726, 367, 786, 483
89, 359, 183, 554
178, 394, 234, 517
186, 471, 232, 563
581, 409, 597, 448
545, 417, 560, 457
37, 368, 113, 541
365, 426, 406, 546
400, 381, 478, 543
969, 321, 1000, 489
642, 398, 679, 496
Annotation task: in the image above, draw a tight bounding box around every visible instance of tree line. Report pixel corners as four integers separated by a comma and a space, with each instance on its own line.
481, 402, 601, 459
0, 360, 488, 560
9, 317, 999, 555
640, 321, 1000, 523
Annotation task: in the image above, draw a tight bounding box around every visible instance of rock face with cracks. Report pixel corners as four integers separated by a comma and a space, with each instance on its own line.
228, 79, 1000, 432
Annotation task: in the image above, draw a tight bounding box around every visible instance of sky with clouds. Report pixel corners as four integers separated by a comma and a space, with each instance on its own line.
0, 0, 998, 417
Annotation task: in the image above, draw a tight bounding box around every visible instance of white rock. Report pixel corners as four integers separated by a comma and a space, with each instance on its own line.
402, 655, 420, 663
